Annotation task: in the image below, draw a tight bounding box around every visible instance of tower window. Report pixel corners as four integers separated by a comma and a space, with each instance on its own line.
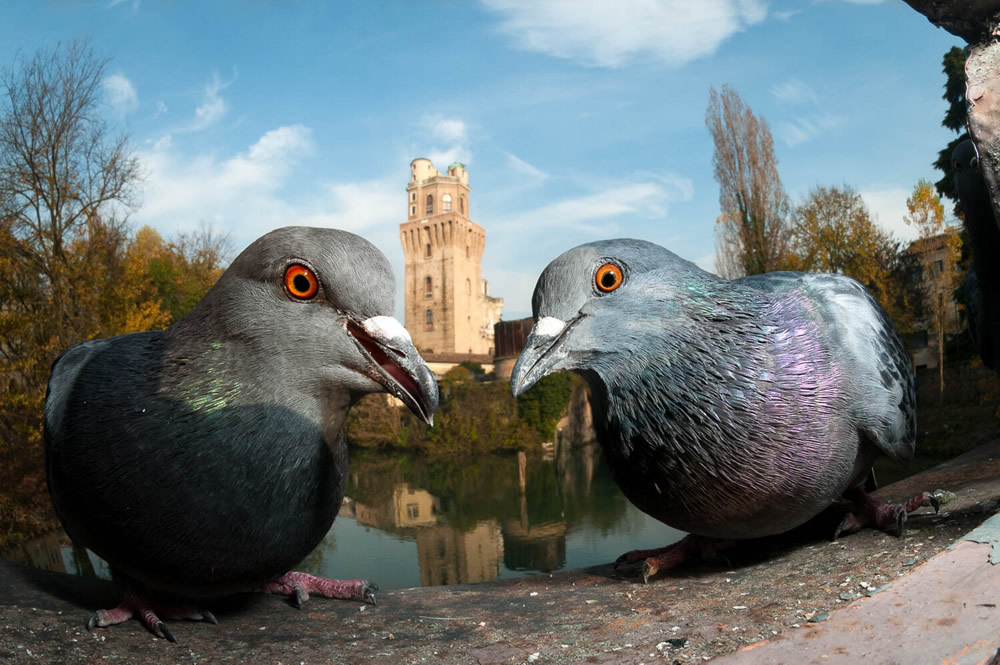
425, 308, 434, 328
426, 194, 433, 215
410, 205, 416, 216
411, 192, 416, 201
465, 245, 470, 259
442, 193, 452, 211
460, 196, 465, 214
465, 278, 471, 295
425, 243, 432, 258
425, 276, 433, 297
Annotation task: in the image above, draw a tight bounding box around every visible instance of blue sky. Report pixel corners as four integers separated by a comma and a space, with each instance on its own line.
3, 1, 961, 319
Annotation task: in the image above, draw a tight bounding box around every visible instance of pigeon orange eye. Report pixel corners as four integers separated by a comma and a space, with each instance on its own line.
284, 264, 318, 300
595, 263, 623, 293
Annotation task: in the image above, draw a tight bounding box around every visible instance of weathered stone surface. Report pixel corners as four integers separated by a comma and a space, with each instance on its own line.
3, 441, 1000, 664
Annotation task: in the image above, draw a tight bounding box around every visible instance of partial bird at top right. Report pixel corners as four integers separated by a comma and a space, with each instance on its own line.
511, 238, 945, 582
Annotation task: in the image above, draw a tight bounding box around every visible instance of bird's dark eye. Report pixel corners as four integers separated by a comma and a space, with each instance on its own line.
595, 263, 624, 293
284, 264, 319, 300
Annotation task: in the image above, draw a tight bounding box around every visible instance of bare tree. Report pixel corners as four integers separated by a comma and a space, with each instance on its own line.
0, 41, 143, 352
706, 85, 792, 278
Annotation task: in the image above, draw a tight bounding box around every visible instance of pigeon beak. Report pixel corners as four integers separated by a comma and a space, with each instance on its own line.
510, 316, 575, 397
346, 315, 439, 426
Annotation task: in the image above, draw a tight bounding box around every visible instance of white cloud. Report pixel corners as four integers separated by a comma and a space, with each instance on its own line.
693, 252, 719, 274
190, 73, 229, 131
481, 0, 768, 68
495, 173, 694, 235
423, 114, 468, 143
136, 124, 314, 239
418, 114, 472, 168
153, 100, 168, 118
133, 123, 414, 315
859, 186, 920, 243
775, 112, 844, 146
773, 9, 801, 20
505, 152, 549, 181
103, 73, 138, 114
428, 146, 473, 169
771, 78, 818, 105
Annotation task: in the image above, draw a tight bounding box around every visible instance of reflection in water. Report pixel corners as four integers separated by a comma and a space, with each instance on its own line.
4, 528, 111, 580
326, 438, 684, 589
5, 440, 686, 590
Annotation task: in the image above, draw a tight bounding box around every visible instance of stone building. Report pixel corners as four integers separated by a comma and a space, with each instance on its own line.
400, 158, 503, 359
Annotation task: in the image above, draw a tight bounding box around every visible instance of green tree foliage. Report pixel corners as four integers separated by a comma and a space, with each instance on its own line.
347, 372, 581, 456
515, 372, 576, 442
933, 46, 970, 212
458, 360, 485, 376
347, 378, 545, 456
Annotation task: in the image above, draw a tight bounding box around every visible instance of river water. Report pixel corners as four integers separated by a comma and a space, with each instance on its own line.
4, 442, 686, 590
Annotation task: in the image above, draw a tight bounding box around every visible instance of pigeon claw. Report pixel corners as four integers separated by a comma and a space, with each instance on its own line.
266, 571, 379, 606
293, 585, 309, 609
156, 621, 177, 644
891, 507, 907, 538
85, 589, 218, 642
613, 551, 639, 571
363, 583, 378, 606
641, 559, 658, 584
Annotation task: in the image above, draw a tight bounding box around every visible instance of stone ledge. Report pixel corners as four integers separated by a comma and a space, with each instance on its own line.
2, 441, 1000, 664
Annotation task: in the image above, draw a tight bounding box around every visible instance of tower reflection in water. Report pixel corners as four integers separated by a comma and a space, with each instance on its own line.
337, 429, 629, 588
7, 429, 682, 589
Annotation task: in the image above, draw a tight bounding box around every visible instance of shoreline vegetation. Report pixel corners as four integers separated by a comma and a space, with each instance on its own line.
345, 364, 580, 456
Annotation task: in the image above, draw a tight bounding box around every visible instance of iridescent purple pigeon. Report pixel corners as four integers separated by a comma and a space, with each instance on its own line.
44, 226, 438, 640
511, 239, 938, 581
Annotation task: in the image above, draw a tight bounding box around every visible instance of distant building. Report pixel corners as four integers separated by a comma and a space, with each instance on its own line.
493, 317, 535, 381
400, 159, 503, 367
906, 232, 961, 331
905, 231, 963, 369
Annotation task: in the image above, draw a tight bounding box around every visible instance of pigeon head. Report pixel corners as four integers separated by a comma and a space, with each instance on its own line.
178, 226, 438, 425
510, 238, 716, 398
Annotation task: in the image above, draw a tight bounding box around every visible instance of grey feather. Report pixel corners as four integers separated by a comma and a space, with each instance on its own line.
511, 238, 915, 540
45, 226, 438, 599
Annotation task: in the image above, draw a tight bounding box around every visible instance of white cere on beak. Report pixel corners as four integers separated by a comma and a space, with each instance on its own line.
361, 315, 412, 343
534, 316, 567, 339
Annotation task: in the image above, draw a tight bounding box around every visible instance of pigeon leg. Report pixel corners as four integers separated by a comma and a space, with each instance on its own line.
615, 535, 732, 583
265, 571, 378, 607
87, 588, 217, 642
836, 487, 940, 539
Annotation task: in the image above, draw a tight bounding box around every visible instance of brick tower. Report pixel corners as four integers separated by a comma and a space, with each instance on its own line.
400, 158, 503, 356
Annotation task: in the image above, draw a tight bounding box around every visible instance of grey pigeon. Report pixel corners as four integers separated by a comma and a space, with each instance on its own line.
953, 138, 1000, 369
511, 239, 937, 581
45, 226, 438, 640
